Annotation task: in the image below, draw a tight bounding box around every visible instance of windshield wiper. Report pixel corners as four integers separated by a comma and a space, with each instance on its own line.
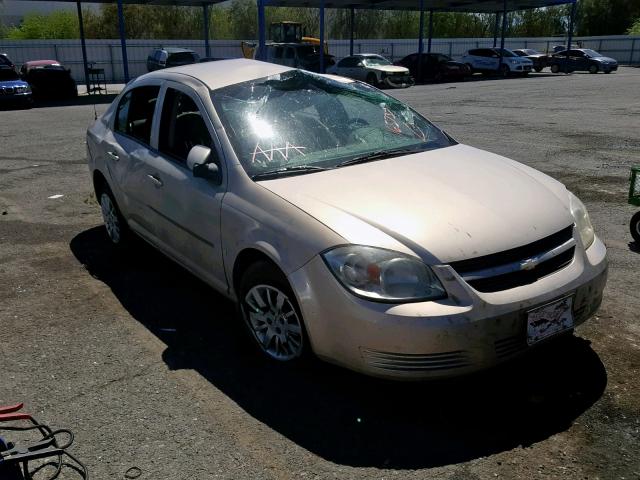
251, 165, 329, 181
335, 147, 423, 168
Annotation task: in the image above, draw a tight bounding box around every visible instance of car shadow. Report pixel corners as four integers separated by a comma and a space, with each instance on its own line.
70, 226, 608, 469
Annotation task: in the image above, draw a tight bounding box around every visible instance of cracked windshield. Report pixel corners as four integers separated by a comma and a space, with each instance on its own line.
211, 70, 454, 179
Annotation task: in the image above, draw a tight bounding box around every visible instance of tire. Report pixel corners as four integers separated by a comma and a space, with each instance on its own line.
434, 70, 443, 82
551, 64, 560, 74
631, 211, 640, 245
589, 64, 598, 74
98, 183, 132, 247
366, 72, 378, 86
534, 66, 543, 73
465, 63, 474, 74
238, 260, 308, 362
499, 64, 510, 77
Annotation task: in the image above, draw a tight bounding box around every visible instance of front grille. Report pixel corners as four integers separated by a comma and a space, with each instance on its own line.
449, 225, 575, 293
361, 348, 471, 372
0, 86, 15, 95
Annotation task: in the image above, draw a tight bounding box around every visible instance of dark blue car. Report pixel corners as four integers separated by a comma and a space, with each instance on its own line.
549, 49, 618, 74
0, 66, 32, 108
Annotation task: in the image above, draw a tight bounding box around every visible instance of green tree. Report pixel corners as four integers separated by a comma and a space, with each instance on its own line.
628, 17, 640, 34
6, 11, 79, 39
576, 0, 640, 36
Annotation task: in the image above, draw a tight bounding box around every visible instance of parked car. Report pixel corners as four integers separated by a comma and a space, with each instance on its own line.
146, 48, 200, 72
0, 53, 16, 71
512, 48, 548, 72
549, 49, 618, 74
87, 59, 607, 380
395, 53, 470, 82
0, 66, 32, 108
262, 43, 335, 73
327, 53, 414, 88
460, 48, 533, 76
20, 60, 77, 99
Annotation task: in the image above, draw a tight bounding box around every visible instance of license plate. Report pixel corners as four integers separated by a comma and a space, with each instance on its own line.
527, 296, 574, 345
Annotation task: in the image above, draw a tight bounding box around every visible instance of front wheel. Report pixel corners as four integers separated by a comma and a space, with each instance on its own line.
551, 64, 560, 73
589, 64, 599, 74
534, 66, 543, 73
499, 64, 510, 77
366, 72, 378, 86
631, 211, 640, 244
239, 261, 308, 362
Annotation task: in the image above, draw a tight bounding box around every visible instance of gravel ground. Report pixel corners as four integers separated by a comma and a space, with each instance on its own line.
1, 68, 639, 480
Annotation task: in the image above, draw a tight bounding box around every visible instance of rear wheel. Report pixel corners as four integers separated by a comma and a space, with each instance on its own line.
238, 261, 308, 362
534, 66, 543, 73
631, 212, 640, 244
589, 64, 599, 74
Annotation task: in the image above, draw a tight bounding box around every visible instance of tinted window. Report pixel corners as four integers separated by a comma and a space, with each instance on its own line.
338, 57, 358, 68
159, 88, 213, 164
114, 86, 160, 145
168, 52, 197, 65
285, 48, 295, 59
467, 49, 480, 56
274, 47, 284, 59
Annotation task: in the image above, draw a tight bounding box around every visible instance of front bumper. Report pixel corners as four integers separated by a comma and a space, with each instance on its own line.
382, 75, 415, 88
0, 92, 32, 106
288, 235, 607, 380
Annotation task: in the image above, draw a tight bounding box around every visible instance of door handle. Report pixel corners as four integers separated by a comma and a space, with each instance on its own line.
107, 151, 119, 161
147, 174, 163, 187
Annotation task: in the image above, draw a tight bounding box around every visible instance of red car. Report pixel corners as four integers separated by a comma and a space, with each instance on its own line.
20, 60, 78, 99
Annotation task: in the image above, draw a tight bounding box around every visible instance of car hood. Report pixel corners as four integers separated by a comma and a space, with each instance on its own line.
369, 65, 409, 74
259, 144, 573, 264
594, 56, 617, 63
0, 79, 28, 87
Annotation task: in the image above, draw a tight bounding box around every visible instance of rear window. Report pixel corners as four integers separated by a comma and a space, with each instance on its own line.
168, 52, 197, 64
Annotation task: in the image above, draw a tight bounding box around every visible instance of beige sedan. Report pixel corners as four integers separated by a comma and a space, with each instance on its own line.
86, 59, 607, 380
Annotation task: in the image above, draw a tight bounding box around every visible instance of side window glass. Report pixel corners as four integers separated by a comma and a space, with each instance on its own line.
114, 86, 160, 145
159, 88, 213, 164
274, 47, 283, 59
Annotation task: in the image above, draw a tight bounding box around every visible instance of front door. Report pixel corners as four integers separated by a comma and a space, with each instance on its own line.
142, 83, 228, 291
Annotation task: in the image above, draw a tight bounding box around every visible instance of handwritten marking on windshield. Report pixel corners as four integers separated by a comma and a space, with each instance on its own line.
251, 142, 307, 166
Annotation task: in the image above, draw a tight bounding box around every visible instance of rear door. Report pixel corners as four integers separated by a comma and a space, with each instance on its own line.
103, 84, 161, 237
140, 83, 228, 290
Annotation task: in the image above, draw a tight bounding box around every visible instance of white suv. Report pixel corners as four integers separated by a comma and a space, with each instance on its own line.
460, 48, 533, 76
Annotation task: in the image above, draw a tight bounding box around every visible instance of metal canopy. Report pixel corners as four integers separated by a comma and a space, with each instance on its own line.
16, 0, 226, 6
262, 0, 574, 13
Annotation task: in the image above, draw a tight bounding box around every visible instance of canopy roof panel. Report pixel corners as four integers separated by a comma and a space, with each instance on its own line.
15, 0, 575, 11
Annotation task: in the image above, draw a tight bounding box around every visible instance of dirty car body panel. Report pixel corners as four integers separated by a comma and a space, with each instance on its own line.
86, 59, 607, 380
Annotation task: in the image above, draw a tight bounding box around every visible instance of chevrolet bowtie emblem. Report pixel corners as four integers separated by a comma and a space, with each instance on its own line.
520, 258, 538, 271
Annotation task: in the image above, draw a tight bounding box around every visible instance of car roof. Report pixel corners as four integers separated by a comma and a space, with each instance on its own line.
161, 47, 196, 54
141, 58, 293, 91
24, 60, 61, 67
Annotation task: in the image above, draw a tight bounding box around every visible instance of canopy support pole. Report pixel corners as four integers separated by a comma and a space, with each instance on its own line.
257, 0, 266, 60
427, 9, 433, 53
498, 0, 507, 74
349, 7, 355, 56
493, 12, 499, 47
203, 4, 211, 58
117, 0, 129, 82
76, 0, 90, 93
417, 0, 425, 81
319, 0, 325, 72
566, 1, 576, 53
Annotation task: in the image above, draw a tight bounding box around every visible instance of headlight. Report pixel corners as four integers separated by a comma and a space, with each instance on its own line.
322, 245, 446, 302
568, 192, 595, 249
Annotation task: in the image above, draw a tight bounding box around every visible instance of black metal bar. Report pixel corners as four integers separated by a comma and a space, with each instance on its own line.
427, 9, 433, 53
349, 7, 355, 56
493, 12, 499, 47
319, 0, 325, 72
117, 0, 129, 82
417, 0, 425, 81
76, 0, 90, 93
203, 4, 211, 58
499, 0, 507, 74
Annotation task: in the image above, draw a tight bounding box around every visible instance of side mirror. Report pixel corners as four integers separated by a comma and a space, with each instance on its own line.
187, 145, 221, 184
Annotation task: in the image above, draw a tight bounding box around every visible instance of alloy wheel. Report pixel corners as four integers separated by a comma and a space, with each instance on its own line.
100, 193, 121, 244
242, 285, 304, 361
